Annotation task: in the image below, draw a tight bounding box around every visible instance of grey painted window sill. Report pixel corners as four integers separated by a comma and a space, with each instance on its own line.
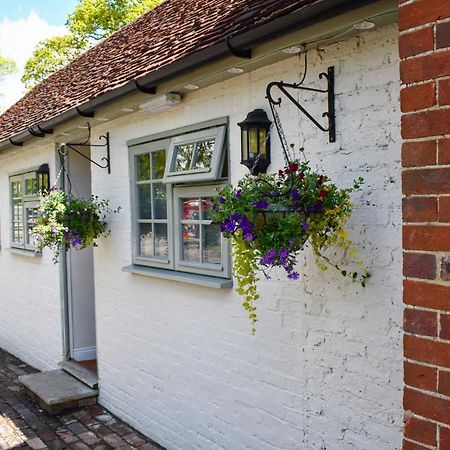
8, 247, 41, 258
122, 264, 233, 289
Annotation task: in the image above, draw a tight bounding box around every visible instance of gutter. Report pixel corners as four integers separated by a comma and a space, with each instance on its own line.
0, 0, 379, 152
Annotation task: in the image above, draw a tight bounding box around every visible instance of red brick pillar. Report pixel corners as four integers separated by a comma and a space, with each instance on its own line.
400, 1, 450, 448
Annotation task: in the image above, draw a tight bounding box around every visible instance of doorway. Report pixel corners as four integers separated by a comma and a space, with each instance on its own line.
60, 144, 98, 382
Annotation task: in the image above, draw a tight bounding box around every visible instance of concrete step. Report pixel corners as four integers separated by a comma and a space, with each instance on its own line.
59, 360, 98, 389
19, 370, 98, 415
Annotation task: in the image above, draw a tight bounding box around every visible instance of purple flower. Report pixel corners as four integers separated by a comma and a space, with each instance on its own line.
253, 200, 269, 210
260, 249, 277, 266
240, 216, 254, 232
288, 271, 300, 280
302, 222, 310, 231
243, 231, 255, 242
291, 189, 299, 200
235, 189, 242, 199
71, 235, 83, 248
279, 247, 289, 260
221, 218, 237, 233
219, 196, 226, 204
314, 201, 323, 212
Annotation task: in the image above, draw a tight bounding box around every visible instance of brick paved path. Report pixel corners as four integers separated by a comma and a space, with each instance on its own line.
0, 348, 164, 450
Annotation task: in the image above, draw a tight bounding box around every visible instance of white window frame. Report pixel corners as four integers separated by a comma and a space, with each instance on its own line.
129, 121, 230, 279
9, 170, 40, 251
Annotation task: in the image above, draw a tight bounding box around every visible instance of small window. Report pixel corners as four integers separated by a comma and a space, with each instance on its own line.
10, 171, 41, 251
164, 126, 226, 183
129, 123, 230, 279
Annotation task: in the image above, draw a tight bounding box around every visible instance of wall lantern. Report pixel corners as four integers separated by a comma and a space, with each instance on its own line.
238, 109, 272, 175
36, 163, 50, 192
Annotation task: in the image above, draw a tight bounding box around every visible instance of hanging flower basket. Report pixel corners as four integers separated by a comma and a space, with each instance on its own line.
33, 188, 120, 263
212, 156, 369, 332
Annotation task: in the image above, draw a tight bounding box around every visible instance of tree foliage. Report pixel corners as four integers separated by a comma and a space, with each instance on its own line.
0, 55, 16, 77
22, 0, 163, 89
22, 35, 85, 89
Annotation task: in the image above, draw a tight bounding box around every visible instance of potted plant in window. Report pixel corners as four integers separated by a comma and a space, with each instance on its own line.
212, 151, 369, 332
33, 188, 120, 263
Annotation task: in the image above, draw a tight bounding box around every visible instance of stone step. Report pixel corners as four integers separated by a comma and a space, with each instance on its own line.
19, 370, 98, 415
59, 360, 98, 389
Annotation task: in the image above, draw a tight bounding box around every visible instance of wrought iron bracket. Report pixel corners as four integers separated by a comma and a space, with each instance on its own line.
63, 124, 111, 174
226, 37, 252, 59
266, 66, 336, 143
135, 80, 157, 94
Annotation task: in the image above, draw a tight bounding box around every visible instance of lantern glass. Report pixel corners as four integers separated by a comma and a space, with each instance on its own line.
249, 127, 258, 159
238, 109, 272, 175
259, 128, 267, 158
241, 128, 248, 161
36, 164, 50, 192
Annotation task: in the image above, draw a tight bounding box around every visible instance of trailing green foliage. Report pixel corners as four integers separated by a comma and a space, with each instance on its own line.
33, 188, 120, 263
212, 153, 370, 331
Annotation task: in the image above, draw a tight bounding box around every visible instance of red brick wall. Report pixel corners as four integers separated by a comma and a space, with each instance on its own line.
400, 1, 450, 448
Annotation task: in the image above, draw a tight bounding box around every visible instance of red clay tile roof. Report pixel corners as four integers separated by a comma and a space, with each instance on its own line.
0, 0, 320, 142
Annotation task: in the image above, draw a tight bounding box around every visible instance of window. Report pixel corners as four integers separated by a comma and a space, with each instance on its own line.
10, 171, 41, 250
129, 121, 230, 279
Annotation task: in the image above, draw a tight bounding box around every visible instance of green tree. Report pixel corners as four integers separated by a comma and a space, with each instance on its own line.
22, 0, 162, 89
0, 55, 16, 77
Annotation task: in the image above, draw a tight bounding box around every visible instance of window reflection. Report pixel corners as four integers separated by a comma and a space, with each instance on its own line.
139, 224, 153, 256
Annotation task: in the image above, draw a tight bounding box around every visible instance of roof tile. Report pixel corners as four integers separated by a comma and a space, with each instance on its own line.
0, 0, 317, 141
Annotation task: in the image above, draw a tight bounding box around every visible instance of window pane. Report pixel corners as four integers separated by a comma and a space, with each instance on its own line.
182, 198, 200, 220
152, 150, 166, 179
182, 224, 200, 262
25, 177, 38, 195
139, 223, 153, 256
13, 222, 23, 244
153, 183, 167, 219
192, 139, 214, 169
202, 225, 221, 264
11, 181, 22, 197
12, 201, 22, 221
201, 197, 214, 220
138, 184, 152, 219
137, 154, 150, 181
154, 223, 168, 257
26, 207, 39, 244
174, 143, 194, 171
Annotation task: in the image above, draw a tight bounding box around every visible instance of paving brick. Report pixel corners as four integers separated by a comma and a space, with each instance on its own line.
0, 348, 164, 450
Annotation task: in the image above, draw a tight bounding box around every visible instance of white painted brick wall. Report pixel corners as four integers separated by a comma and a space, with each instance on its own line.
0, 143, 63, 370
92, 24, 401, 450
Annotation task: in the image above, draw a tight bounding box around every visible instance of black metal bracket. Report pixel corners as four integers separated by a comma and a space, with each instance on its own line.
37, 125, 53, 135
62, 123, 111, 174
76, 107, 95, 118
266, 66, 335, 143
226, 37, 252, 59
28, 127, 45, 138
28, 125, 54, 138
135, 80, 157, 94
9, 138, 23, 147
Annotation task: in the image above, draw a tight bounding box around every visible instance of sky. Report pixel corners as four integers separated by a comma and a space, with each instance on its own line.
0, 1, 78, 109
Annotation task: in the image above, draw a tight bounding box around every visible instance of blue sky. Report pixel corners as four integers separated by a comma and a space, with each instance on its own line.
1, 0, 78, 26
1, 1, 79, 108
